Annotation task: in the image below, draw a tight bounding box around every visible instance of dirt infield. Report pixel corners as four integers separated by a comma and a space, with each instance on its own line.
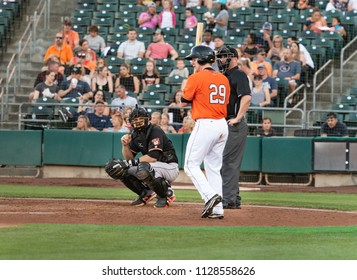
0, 178, 356, 227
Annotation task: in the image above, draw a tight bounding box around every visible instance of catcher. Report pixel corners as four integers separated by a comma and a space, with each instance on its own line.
105, 105, 179, 208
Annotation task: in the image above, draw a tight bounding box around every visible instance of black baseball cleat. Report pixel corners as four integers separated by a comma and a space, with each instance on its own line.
201, 194, 222, 218
131, 191, 156, 206
153, 197, 169, 208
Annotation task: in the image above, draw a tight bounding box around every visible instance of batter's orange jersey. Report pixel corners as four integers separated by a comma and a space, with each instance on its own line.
182, 68, 230, 120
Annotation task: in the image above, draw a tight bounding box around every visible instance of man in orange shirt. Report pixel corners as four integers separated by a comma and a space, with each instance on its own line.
43, 32, 73, 66
62, 19, 79, 50
181, 45, 230, 219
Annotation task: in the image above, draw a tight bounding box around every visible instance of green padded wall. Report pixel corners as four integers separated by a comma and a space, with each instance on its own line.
43, 130, 113, 166
113, 132, 127, 160
241, 136, 262, 172
262, 137, 313, 173
0, 130, 42, 166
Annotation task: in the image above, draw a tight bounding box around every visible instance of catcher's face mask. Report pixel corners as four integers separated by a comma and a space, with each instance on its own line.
131, 117, 149, 133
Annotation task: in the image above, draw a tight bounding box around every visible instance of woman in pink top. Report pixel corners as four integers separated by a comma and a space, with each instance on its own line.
303, 8, 327, 34
138, 2, 160, 29
184, 8, 198, 29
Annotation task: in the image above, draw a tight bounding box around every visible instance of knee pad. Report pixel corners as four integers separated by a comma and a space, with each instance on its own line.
150, 177, 170, 198
136, 162, 155, 184
120, 174, 148, 196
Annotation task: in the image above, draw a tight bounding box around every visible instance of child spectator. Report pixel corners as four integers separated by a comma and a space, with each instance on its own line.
159, 0, 177, 29
72, 115, 94, 131
184, 8, 198, 29
150, 111, 161, 126
256, 117, 276, 137
160, 112, 177, 133
329, 16, 347, 40
168, 58, 189, 78
177, 116, 195, 134
141, 59, 160, 91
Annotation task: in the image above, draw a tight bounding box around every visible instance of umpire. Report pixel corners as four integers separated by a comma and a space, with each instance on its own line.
216, 46, 252, 209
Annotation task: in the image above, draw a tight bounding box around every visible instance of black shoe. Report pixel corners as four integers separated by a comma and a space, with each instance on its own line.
154, 196, 168, 208
201, 194, 222, 218
131, 190, 156, 206
223, 203, 241, 209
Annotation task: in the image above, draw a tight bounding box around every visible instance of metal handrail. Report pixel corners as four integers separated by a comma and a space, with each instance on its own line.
307, 109, 357, 130
340, 35, 357, 95
312, 59, 334, 110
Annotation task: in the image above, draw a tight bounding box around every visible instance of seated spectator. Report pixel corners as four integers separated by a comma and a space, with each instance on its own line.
145, 28, 179, 60
91, 66, 113, 94
213, 35, 225, 51
160, 112, 177, 133
110, 85, 138, 115
150, 111, 161, 126
290, 41, 312, 85
34, 60, 64, 88
326, 0, 349, 12
72, 115, 95, 131
329, 16, 347, 40
83, 25, 106, 56
272, 48, 301, 93
226, 0, 250, 9
303, 8, 328, 34
168, 89, 187, 125
41, 56, 65, 76
267, 35, 287, 65
251, 74, 271, 108
291, 0, 315, 10
257, 64, 278, 106
201, 29, 215, 50
61, 19, 79, 50
256, 117, 276, 137
43, 32, 73, 66
287, 36, 314, 72
122, 106, 133, 130
86, 100, 112, 131
104, 113, 130, 133
320, 112, 349, 137
114, 64, 141, 94
141, 59, 160, 91
204, 1, 229, 33
117, 28, 146, 61
184, 8, 198, 29
177, 116, 195, 134
69, 49, 97, 74
79, 39, 97, 62
58, 65, 93, 100
29, 71, 61, 102
184, 0, 202, 8
348, 0, 357, 10
250, 49, 273, 77
138, 2, 160, 29
168, 58, 189, 78
78, 90, 110, 116
257, 22, 273, 53
242, 33, 259, 60
159, 0, 177, 28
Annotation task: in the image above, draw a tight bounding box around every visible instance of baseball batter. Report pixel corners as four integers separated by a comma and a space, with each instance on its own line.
182, 45, 230, 219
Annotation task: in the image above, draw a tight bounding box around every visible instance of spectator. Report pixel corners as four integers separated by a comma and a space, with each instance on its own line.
184, 0, 202, 8
329, 16, 347, 40
256, 117, 276, 137
61, 19, 79, 50
303, 8, 327, 34
290, 41, 311, 85
250, 74, 271, 108
138, 2, 160, 29
115, 64, 141, 94
201, 29, 215, 50
184, 8, 198, 29
273, 48, 301, 93
79, 39, 97, 62
267, 35, 287, 64
168, 58, 189, 78
91, 66, 113, 94
168, 89, 187, 125
41, 55, 65, 75
83, 25, 106, 55
326, 0, 349, 12
226, 0, 249, 9
145, 28, 179, 60
320, 112, 348, 137
213, 35, 225, 51
43, 32, 73, 66
292, 0, 315, 10
122, 106, 133, 130
104, 113, 130, 133
95, 57, 115, 81
250, 49, 273, 76
72, 115, 94, 131
111, 85, 138, 115
117, 28, 145, 61
257, 22, 273, 53
78, 90, 110, 116
257, 63, 278, 106
159, 0, 177, 28
348, 0, 357, 10
160, 112, 177, 133
29, 71, 60, 102
177, 116, 195, 133
86, 100, 112, 131
242, 33, 259, 60
204, 0, 229, 33
141, 59, 160, 91
69, 49, 96, 73
150, 111, 161, 125
58, 65, 93, 100
287, 36, 314, 71
34, 60, 64, 87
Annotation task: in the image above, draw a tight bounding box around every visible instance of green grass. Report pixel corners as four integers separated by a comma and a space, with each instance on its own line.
0, 224, 356, 260
0, 185, 356, 211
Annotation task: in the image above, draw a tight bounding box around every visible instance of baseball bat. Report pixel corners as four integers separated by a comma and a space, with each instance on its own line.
195, 22, 204, 46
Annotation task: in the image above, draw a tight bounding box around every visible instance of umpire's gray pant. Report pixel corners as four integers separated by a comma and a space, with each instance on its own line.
221, 120, 248, 206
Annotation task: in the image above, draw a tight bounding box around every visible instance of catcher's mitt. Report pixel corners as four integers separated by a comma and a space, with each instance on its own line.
105, 159, 130, 180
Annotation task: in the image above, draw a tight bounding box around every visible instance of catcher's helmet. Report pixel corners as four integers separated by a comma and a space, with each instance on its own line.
185, 45, 215, 65
216, 45, 238, 74
129, 105, 150, 133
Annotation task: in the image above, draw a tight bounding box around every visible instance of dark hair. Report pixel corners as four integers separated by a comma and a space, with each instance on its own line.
127, 28, 137, 34
248, 33, 258, 44
333, 16, 341, 24
93, 90, 106, 102
262, 117, 272, 123
326, 112, 337, 119
254, 74, 263, 81
186, 8, 194, 14
204, 29, 213, 35
88, 25, 99, 33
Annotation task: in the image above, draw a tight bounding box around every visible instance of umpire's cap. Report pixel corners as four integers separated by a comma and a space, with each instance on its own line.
185, 45, 215, 65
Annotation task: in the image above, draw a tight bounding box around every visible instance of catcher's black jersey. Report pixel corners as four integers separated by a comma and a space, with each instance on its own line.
130, 124, 179, 164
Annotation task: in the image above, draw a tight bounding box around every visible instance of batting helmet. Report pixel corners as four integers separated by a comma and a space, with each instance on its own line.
216, 45, 238, 74
129, 105, 150, 133
185, 45, 215, 65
